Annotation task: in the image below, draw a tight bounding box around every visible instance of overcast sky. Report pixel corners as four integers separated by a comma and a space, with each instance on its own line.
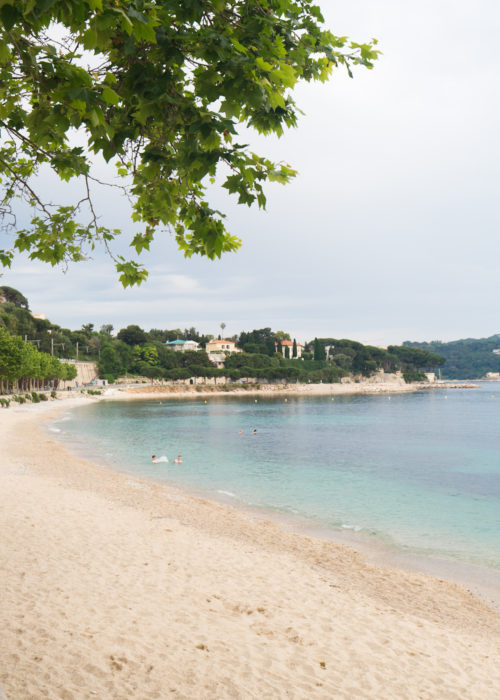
2, 0, 500, 345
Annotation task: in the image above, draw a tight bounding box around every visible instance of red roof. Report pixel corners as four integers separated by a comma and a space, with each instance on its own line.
275, 340, 303, 346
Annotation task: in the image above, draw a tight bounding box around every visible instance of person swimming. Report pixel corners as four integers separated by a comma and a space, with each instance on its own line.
173, 455, 182, 464
152, 455, 168, 463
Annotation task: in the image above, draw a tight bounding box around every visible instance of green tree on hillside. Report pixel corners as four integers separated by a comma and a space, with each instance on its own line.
99, 344, 123, 380
0, 1, 378, 285
80, 324, 95, 337
403, 336, 499, 379
117, 324, 147, 346
313, 338, 325, 362
0, 286, 29, 308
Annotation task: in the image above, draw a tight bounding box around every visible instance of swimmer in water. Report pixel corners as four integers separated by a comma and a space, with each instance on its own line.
253, 429, 257, 434
152, 455, 158, 463
174, 455, 182, 464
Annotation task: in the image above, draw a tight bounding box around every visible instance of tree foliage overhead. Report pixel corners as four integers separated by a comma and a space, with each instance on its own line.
0, 0, 378, 285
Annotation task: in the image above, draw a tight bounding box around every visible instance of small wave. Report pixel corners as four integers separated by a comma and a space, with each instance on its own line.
48, 427, 61, 433
341, 523, 363, 532
217, 490, 238, 499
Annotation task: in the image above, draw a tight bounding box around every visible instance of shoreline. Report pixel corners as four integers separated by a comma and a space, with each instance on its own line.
53, 393, 500, 612
73, 380, 500, 611
98, 378, 478, 401
1, 394, 499, 698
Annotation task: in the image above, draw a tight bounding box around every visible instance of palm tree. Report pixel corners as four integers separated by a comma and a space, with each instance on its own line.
220, 322, 226, 340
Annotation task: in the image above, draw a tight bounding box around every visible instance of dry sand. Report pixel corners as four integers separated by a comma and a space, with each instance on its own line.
1, 395, 499, 699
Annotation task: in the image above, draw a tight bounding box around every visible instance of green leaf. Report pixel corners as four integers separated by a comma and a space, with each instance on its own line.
101, 86, 120, 105
116, 260, 149, 287
0, 38, 11, 64
256, 57, 273, 72
270, 63, 297, 88
0, 249, 13, 267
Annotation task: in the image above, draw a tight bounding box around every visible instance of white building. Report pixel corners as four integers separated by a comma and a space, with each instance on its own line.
206, 339, 240, 354
206, 339, 241, 368
164, 339, 200, 352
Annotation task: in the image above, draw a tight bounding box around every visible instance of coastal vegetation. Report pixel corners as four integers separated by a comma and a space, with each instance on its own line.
0, 1, 378, 285
0, 288, 444, 388
404, 335, 500, 380
0, 326, 76, 394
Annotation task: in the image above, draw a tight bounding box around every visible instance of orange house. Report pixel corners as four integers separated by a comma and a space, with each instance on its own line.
275, 340, 303, 358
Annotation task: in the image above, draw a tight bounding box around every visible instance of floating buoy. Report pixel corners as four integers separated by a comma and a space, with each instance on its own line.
331, 397, 334, 401
254, 399, 258, 403
284, 398, 288, 402
204, 400, 207, 404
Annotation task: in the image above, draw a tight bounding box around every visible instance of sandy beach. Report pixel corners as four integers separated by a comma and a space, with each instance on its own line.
1, 393, 499, 699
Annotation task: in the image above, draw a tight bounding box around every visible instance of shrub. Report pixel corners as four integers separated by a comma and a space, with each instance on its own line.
403, 369, 427, 383
31, 392, 41, 403
0, 398, 10, 408
50, 390, 57, 399
39, 393, 48, 401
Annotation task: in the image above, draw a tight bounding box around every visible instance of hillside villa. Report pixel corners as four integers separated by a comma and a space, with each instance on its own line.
164, 339, 200, 352
275, 339, 303, 358
206, 339, 241, 368
206, 339, 241, 354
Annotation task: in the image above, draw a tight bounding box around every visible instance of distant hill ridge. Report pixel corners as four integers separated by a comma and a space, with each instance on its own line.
404, 334, 500, 379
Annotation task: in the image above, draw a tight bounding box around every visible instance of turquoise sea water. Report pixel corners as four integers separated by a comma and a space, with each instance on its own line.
52, 383, 500, 572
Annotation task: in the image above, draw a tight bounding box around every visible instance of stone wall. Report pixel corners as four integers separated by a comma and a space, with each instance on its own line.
60, 361, 98, 388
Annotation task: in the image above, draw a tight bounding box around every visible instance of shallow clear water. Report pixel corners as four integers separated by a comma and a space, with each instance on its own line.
53, 384, 500, 571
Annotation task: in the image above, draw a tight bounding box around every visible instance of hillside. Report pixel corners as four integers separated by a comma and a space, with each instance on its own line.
1, 286, 445, 385
404, 335, 500, 379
